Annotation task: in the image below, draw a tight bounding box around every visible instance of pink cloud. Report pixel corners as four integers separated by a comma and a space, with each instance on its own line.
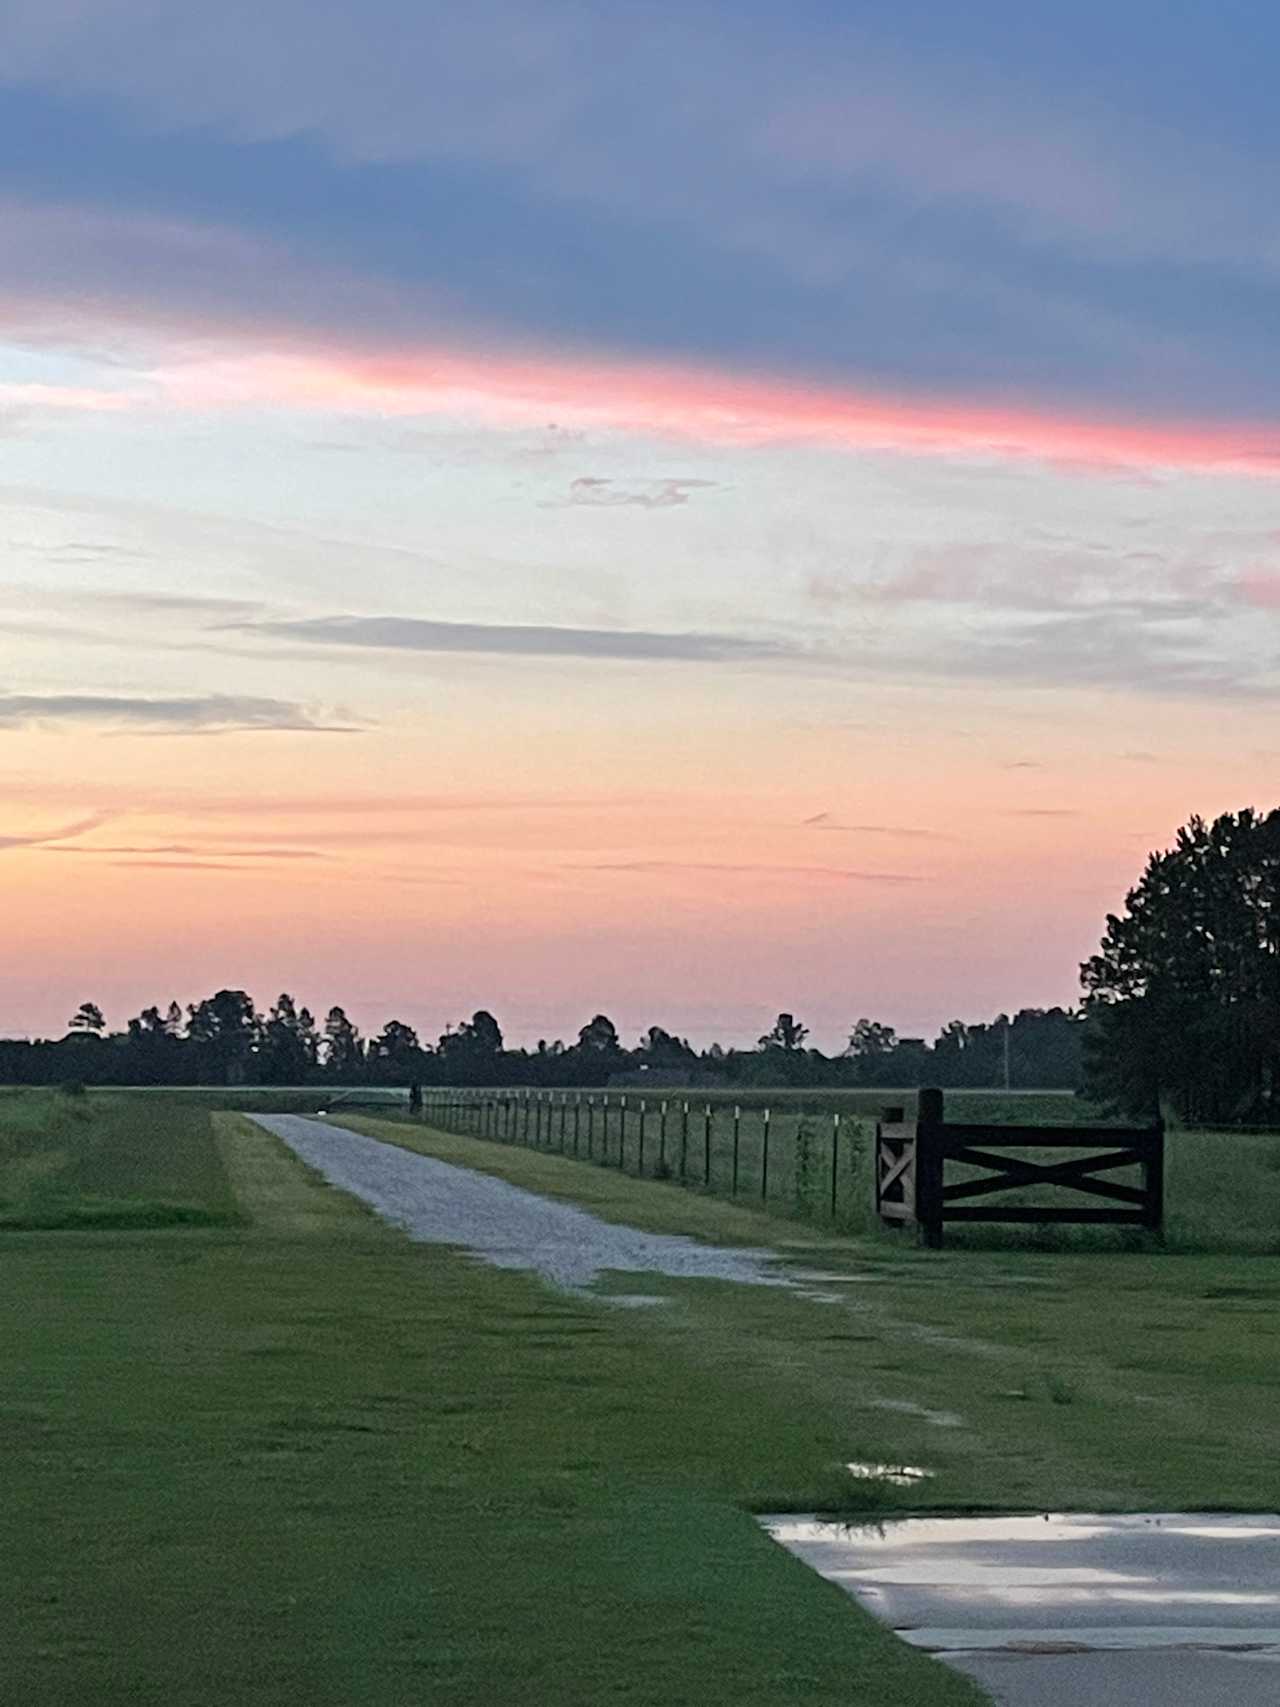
2, 196, 1279, 475
1233, 571, 1280, 608
147, 342, 1280, 476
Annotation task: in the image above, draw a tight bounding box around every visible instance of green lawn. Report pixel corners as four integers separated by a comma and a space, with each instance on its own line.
3, 1089, 982, 1707
0, 1086, 242, 1230
345, 1110, 1280, 1512
11, 1086, 1280, 1705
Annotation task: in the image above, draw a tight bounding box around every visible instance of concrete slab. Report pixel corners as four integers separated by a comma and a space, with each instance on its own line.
947, 1648, 1280, 1706
764, 1513, 1280, 1706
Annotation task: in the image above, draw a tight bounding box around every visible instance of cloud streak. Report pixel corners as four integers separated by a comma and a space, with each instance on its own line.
558, 477, 719, 510
581, 860, 922, 884
154, 343, 1280, 475
45, 843, 325, 860
0, 693, 360, 732
0, 814, 105, 851
802, 814, 955, 841
228, 614, 788, 663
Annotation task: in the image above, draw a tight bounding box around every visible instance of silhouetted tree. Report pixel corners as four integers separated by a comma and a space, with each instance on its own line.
577, 1014, 620, 1054
68, 1002, 105, 1035
840, 1018, 897, 1085
1082, 809, 1280, 1120
369, 1019, 425, 1083
323, 1006, 364, 1080
260, 994, 320, 1084
636, 1025, 696, 1068
437, 1011, 504, 1085
759, 1012, 808, 1052
124, 1003, 185, 1084
187, 990, 261, 1085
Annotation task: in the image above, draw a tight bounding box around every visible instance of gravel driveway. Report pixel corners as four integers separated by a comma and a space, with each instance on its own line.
250, 1113, 792, 1294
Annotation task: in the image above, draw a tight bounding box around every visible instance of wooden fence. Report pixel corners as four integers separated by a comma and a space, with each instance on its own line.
413, 1087, 854, 1224
876, 1087, 1164, 1248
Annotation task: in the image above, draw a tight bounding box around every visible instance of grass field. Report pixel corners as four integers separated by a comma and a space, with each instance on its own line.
347, 1109, 1280, 1512
10, 1086, 1280, 1704
3, 1087, 983, 1707
0, 1085, 242, 1230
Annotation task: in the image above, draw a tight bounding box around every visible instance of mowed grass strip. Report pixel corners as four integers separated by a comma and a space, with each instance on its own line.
0, 1087, 242, 1230
348, 1112, 1280, 1514
3, 1096, 981, 1707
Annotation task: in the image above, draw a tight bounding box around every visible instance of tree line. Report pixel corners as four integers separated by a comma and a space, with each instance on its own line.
10, 806, 1273, 1115
0, 995, 1085, 1090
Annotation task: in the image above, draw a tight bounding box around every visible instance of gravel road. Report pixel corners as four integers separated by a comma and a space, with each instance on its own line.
250, 1113, 792, 1294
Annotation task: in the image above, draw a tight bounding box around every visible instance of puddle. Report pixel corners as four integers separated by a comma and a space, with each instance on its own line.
786, 1270, 872, 1283
846, 1461, 935, 1487
763, 1512, 1280, 1656
870, 1397, 965, 1428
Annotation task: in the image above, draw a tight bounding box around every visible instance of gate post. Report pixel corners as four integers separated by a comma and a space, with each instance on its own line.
916, 1087, 946, 1250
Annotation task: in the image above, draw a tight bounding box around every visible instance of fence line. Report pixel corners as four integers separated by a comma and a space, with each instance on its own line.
412, 1087, 858, 1229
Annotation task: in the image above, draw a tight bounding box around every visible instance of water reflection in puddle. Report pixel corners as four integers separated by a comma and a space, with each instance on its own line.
846, 1461, 935, 1487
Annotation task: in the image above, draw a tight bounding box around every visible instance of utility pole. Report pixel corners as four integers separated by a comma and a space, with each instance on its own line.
1003, 1015, 1011, 1091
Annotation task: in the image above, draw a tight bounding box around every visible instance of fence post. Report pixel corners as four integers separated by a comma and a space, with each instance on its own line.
619, 1096, 628, 1170
915, 1087, 945, 1249
680, 1101, 689, 1182
761, 1107, 771, 1204
587, 1095, 595, 1161
638, 1100, 647, 1175
1144, 1116, 1165, 1237
732, 1105, 741, 1196
830, 1111, 841, 1219
659, 1101, 668, 1173
703, 1103, 712, 1186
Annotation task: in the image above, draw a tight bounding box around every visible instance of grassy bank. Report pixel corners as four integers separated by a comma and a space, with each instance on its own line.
3, 1090, 981, 1707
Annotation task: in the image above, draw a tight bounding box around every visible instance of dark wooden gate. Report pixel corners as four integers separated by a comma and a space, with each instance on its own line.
875, 1088, 1164, 1249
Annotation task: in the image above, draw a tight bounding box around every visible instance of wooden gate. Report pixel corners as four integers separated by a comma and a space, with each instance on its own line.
875, 1088, 1164, 1249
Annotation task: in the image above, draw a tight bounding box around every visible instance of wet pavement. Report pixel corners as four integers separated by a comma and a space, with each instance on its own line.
765, 1512, 1280, 1705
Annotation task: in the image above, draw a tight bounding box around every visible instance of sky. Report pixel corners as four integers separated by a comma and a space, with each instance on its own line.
2, 2, 1279, 1049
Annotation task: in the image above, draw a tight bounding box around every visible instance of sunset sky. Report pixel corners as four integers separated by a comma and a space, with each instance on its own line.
3, 3, 1279, 1048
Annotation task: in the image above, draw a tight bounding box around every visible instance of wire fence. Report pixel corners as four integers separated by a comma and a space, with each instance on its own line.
414, 1088, 872, 1231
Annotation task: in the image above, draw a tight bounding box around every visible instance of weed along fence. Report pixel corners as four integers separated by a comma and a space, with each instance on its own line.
876, 1087, 1165, 1248
414, 1088, 863, 1229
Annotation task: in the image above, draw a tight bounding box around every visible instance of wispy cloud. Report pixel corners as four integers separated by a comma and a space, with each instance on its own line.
103, 858, 259, 872
0, 693, 360, 733
580, 860, 922, 884
0, 813, 105, 851
802, 813, 954, 841
1002, 809, 1081, 819
555, 477, 719, 510
46, 843, 324, 860
227, 614, 788, 664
